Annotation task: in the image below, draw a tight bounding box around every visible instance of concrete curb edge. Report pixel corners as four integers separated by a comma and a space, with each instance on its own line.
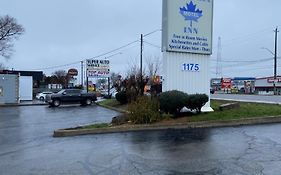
95, 102, 128, 113
0, 103, 48, 107
53, 116, 281, 137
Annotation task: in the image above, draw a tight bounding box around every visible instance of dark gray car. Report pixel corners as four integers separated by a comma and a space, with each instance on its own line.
45, 89, 97, 107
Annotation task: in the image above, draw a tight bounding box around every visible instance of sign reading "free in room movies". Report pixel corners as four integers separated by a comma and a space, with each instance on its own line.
162, 0, 213, 55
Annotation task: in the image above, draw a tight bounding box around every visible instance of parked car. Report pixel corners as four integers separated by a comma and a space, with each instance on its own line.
101, 88, 117, 99
45, 89, 97, 107
36, 91, 54, 101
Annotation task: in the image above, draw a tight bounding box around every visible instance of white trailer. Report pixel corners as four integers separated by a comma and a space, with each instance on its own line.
19, 76, 33, 101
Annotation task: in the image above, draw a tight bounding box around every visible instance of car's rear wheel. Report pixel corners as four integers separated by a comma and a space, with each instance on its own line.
85, 99, 92, 105
39, 96, 44, 101
52, 99, 61, 107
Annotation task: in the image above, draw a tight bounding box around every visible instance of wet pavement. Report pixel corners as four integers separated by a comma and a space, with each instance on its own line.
1, 105, 281, 174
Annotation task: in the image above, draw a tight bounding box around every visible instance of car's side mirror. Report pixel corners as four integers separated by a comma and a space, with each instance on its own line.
62, 92, 66, 95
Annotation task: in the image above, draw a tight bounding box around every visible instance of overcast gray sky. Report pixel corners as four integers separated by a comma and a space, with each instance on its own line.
0, 0, 280, 78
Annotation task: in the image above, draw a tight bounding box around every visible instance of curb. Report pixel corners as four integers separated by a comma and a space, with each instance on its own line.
53, 116, 281, 137
95, 102, 128, 113
0, 103, 48, 107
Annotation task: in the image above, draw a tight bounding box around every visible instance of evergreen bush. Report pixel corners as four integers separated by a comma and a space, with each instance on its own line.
159, 90, 188, 115
186, 94, 209, 113
115, 91, 128, 104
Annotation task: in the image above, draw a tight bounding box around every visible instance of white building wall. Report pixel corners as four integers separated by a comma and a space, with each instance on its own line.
0, 74, 19, 104
163, 52, 212, 112
19, 76, 33, 101
255, 78, 271, 87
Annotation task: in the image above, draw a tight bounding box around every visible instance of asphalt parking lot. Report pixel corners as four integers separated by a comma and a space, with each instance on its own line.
1, 105, 281, 175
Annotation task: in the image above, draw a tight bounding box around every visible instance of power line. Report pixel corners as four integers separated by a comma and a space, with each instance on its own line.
210, 56, 281, 64
88, 40, 139, 60
88, 29, 161, 60
36, 29, 162, 71
212, 27, 276, 50
31, 61, 81, 71
143, 29, 162, 37
219, 27, 272, 45
226, 57, 281, 68
143, 40, 161, 49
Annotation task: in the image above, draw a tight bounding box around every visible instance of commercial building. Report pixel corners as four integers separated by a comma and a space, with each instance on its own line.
255, 76, 281, 95
0, 74, 19, 104
210, 77, 255, 94
232, 77, 255, 94
0, 70, 43, 103
0, 70, 43, 88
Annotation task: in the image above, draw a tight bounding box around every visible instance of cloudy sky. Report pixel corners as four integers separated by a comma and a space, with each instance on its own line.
0, 0, 280, 79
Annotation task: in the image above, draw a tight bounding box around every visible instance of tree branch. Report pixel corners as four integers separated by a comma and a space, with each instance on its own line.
0, 15, 24, 59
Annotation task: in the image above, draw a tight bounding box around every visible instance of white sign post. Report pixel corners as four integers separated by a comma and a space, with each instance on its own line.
162, 0, 214, 112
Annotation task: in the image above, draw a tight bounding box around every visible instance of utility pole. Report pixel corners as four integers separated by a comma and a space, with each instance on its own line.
81, 61, 83, 87
85, 60, 89, 93
274, 27, 279, 95
108, 77, 110, 97
140, 34, 144, 95
86, 72, 89, 93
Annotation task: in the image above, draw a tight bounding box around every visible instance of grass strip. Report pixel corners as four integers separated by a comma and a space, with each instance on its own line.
82, 123, 110, 129
188, 100, 281, 122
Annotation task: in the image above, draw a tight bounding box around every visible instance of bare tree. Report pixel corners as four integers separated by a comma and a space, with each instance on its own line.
110, 72, 121, 88
53, 70, 67, 77
126, 58, 140, 77
145, 56, 163, 96
52, 70, 68, 88
145, 56, 162, 78
0, 15, 25, 59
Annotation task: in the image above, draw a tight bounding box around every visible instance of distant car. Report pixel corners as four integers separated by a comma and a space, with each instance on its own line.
36, 92, 54, 101
111, 88, 117, 98
101, 88, 117, 99
45, 89, 97, 107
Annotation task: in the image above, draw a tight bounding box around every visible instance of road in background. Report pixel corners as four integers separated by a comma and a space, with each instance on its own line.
211, 94, 281, 104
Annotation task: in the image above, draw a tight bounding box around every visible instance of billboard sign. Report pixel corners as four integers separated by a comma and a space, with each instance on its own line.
86, 59, 110, 78
162, 0, 213, 54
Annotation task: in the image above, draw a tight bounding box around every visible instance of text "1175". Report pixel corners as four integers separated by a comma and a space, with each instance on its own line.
182, 63, 200, 72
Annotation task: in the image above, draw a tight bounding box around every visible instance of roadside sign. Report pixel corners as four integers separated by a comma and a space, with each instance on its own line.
68, 68, 78, 76
86, 59, 110, 78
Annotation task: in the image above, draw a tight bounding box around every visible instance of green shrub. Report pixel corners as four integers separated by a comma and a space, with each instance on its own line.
128, 96, 160, 124
186, 94, 209, 113
115, 91, 128, 104
159, 90, 188, 115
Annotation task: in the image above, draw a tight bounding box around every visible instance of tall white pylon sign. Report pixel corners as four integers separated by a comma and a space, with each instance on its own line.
162, 0, 214, 112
